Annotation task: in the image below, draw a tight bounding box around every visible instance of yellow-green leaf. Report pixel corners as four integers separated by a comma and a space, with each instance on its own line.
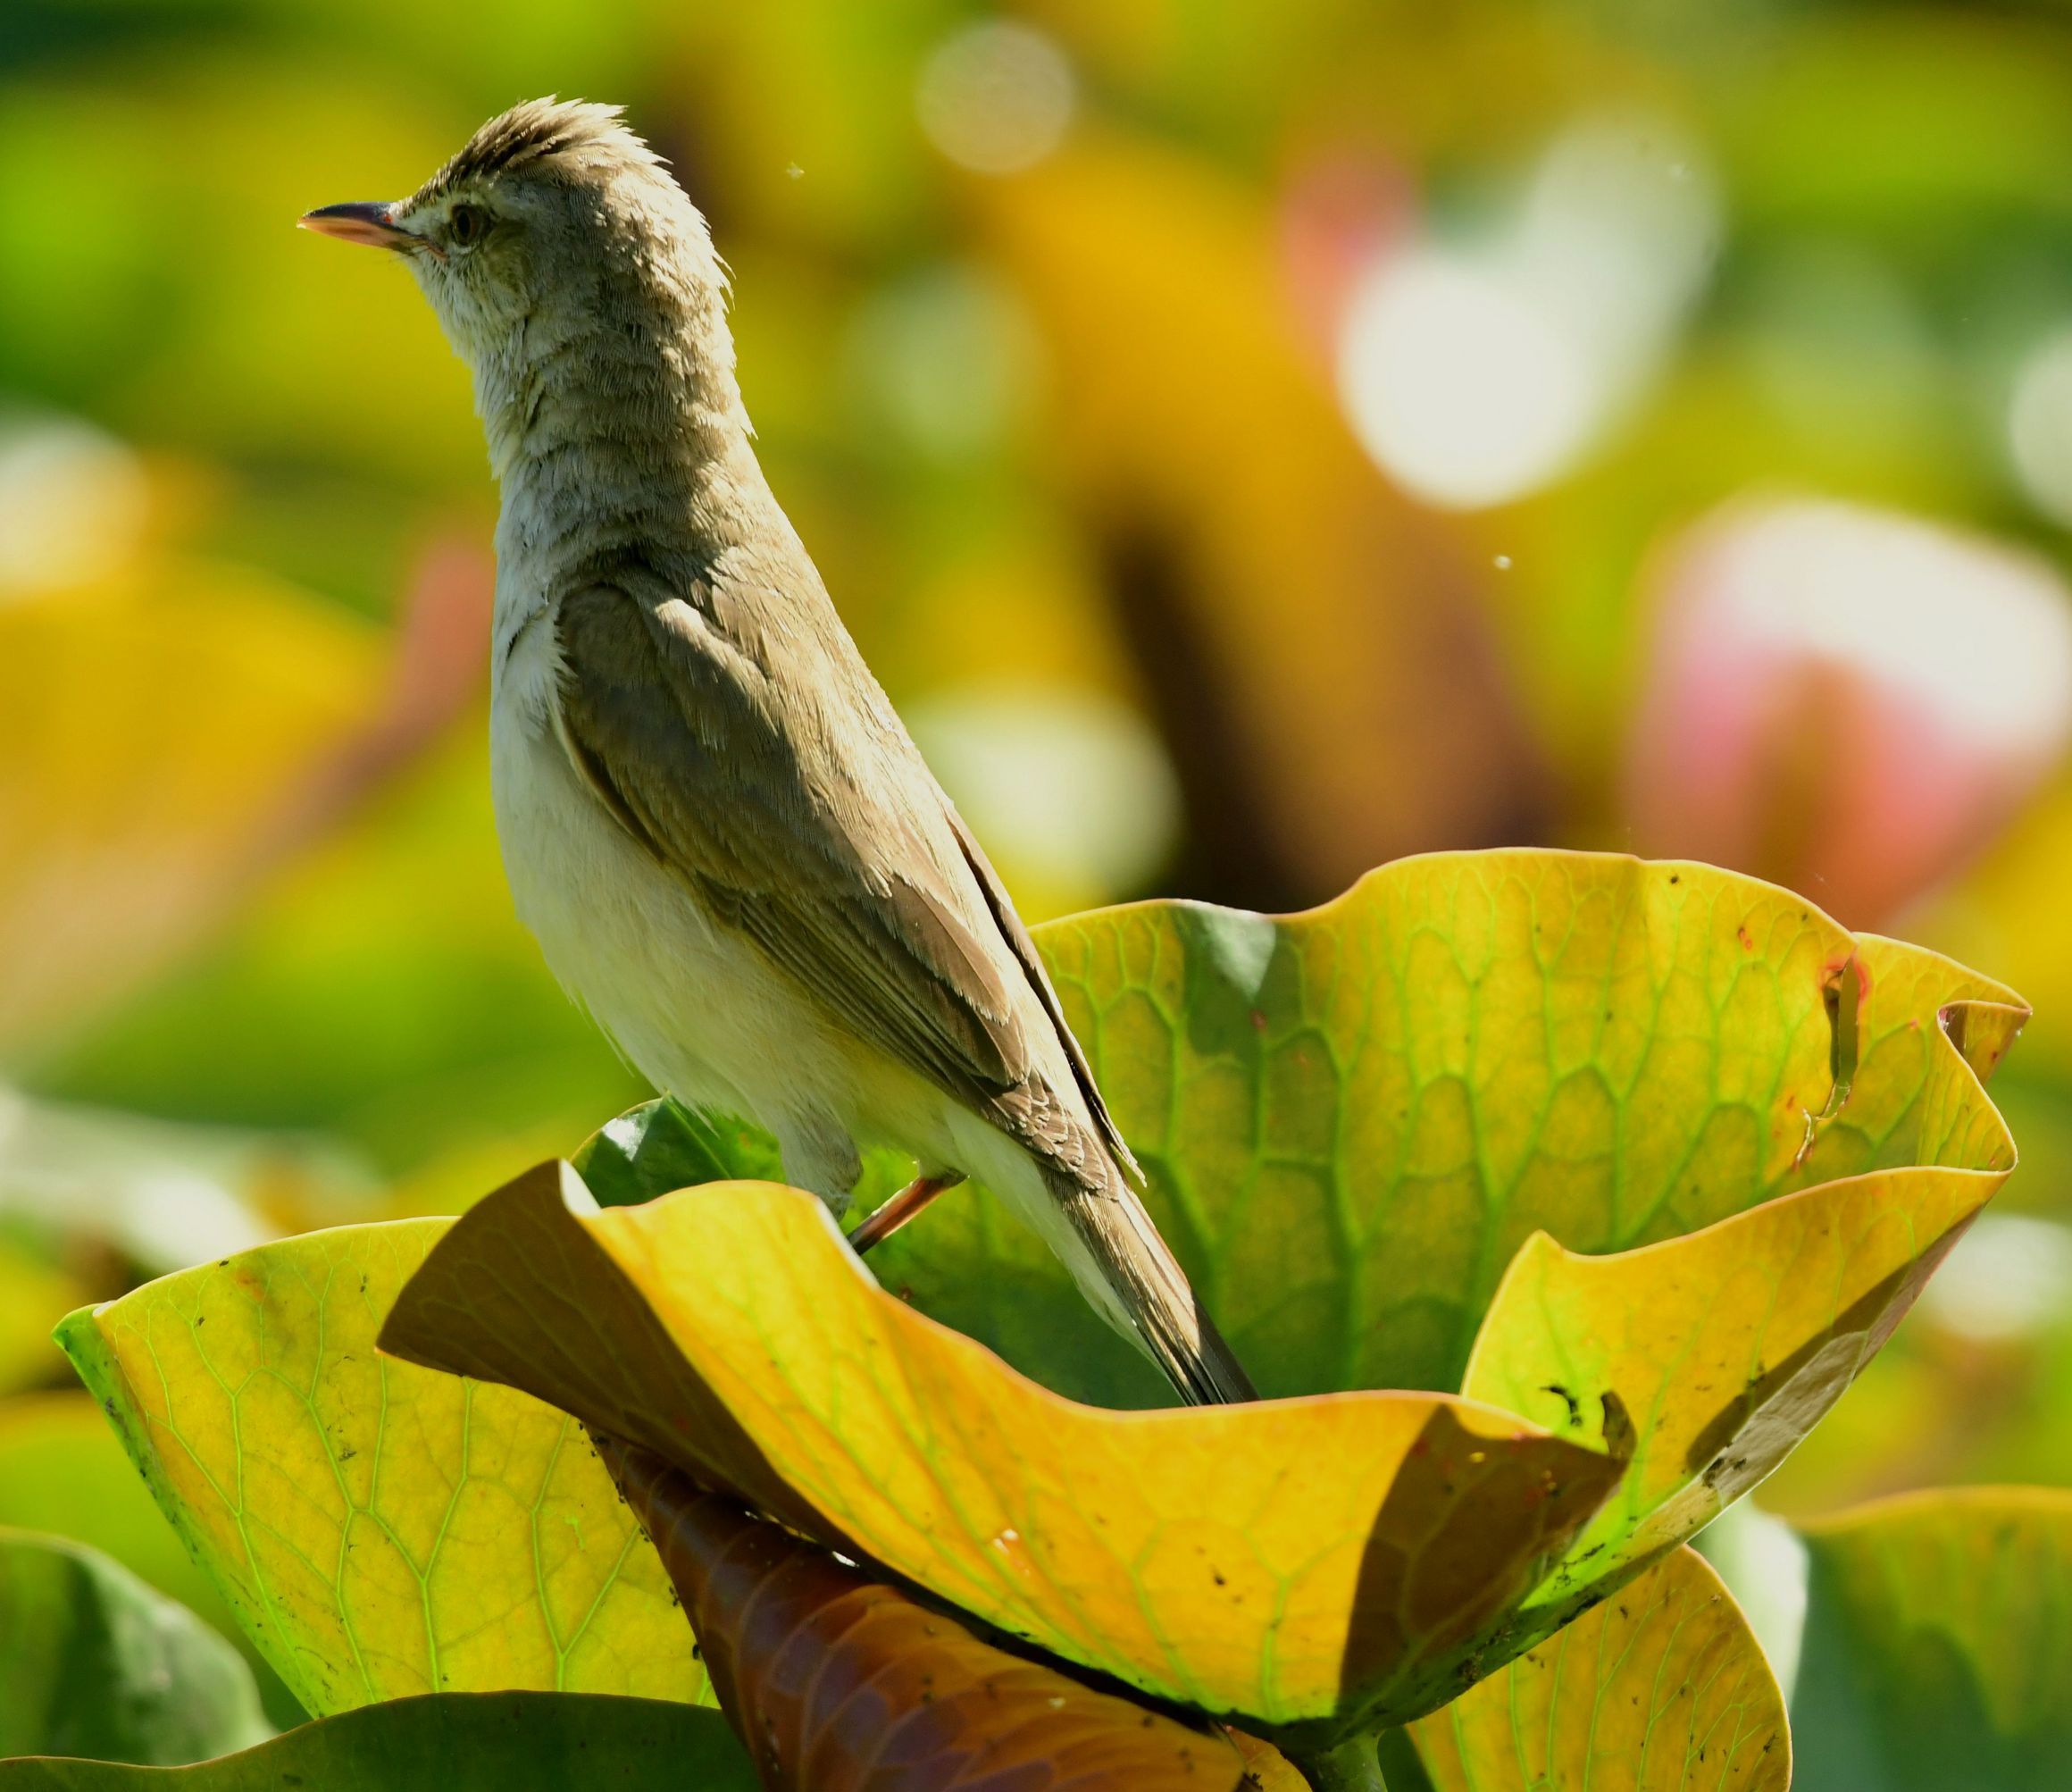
890, 852, 2008, 1405
1460, 934, 2018, 1621
1790, 1487, 2072, 1791
53, 1221, 705, 1719
1796, 935, 2026, 1179
1396, 1546, 1789, 1791
379, 1165, 1622, 1744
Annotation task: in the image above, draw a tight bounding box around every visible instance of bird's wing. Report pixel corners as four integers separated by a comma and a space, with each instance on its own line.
551, 578, 1077, 1144
939, 803, 1145, 1184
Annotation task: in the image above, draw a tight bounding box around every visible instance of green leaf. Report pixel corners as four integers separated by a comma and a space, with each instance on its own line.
1462, 1160, 1998, 1627
1395, 1545, 1789, 1791
0, 1529, 267, 1766
0, 1395, 302, 1730
380, 1164, 1622, 1746
52, 1222, 706, 1719
1032, 856, 2022, 1401
1790, 1487, 2072, 1791
571, 1099, 781, 1208
605, 1436, 1285, 1791
0, 1692, 754, 1789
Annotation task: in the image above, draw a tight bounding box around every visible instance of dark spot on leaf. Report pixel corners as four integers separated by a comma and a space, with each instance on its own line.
1600, 1389, 1634, 1461
1685, 1257, 1915, 1475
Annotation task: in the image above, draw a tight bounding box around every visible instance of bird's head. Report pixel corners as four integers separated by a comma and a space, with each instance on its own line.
300, 97, 727, 379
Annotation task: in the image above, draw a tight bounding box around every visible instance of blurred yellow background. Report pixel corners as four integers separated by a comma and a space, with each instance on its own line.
6, 0, 2072, 1602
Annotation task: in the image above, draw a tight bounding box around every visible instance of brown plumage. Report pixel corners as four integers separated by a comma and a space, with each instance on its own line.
300, 98, 1255, 1406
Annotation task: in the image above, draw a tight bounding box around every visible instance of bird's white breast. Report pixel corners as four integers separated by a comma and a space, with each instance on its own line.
489, 592, 802, 1123
484, 581, 954, 1197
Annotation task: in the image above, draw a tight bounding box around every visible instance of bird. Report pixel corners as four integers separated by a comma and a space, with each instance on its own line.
300, 98, 1255, 1406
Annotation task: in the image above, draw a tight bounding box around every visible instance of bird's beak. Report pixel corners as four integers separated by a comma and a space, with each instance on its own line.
297, 201, 422, 252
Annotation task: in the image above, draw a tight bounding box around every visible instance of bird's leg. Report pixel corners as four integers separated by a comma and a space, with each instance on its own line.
848, 1171, 966, 1254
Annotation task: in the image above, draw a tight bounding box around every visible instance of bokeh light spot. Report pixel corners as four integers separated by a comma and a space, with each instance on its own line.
2008, 327, 2072, 526
906, 682, 1181, 907
916, 22, 1076, 176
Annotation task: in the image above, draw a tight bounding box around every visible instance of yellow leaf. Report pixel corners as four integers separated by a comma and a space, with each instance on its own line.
380, 1165, 1622, 1744
54, 1220, 706, 1718
1402, 1546, 1790, 1791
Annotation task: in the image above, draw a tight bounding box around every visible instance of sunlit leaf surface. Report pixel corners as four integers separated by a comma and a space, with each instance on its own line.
1459, 926, 2018, 1622
0, 1529, 268, 1766
53, 1222, 706, 1718
1466, 1166, 2000, 1616
0, 1692, 753, 1790
380, 1165, 1619, 1742
815, 856, 2022, 1411
606, 1436, 1282, 1791
1790, 1487, 2072, 1791
1398, 1546, 1789, 1792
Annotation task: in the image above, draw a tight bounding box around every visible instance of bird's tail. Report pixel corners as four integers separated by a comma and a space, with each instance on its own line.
1044, 1159, 1257, 1407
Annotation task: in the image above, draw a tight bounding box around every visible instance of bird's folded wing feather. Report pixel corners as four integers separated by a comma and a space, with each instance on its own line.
550, 579, 1107, 1156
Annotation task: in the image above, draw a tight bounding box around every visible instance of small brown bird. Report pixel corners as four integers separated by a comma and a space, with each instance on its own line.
301, 98, 1254, 1405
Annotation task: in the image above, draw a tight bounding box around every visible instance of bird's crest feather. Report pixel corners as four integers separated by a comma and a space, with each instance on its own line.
420, 96, 662, 198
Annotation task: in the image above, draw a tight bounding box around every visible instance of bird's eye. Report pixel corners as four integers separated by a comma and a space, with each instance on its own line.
447, 203, 489, 247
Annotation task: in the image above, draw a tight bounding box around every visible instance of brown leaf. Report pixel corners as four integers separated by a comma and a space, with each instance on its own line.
600, 1436, 1266, 1792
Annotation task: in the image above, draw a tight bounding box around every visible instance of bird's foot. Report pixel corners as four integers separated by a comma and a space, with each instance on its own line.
848, 1171, 965, 1254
